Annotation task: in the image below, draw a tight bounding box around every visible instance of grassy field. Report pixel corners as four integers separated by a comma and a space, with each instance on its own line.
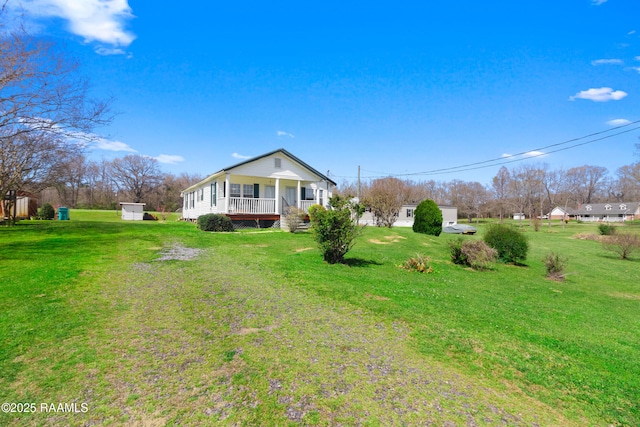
1, 211, 638, 425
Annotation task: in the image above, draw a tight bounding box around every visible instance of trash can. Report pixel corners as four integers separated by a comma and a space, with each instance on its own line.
58, 207, 69, 220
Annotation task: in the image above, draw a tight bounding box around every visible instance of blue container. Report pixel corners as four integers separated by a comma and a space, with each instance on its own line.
58, 207, 69, 220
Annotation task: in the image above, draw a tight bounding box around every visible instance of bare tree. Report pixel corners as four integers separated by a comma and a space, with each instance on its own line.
492, 166, 510, 222
566, 165, 608, 205
0, 9, 111, 221
110, 155, 162, 203
362, 177, 408, 227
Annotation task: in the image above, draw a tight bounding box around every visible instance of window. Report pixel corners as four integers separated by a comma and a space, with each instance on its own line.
585, 205, 592, 211
230, 183, 241, 198
265, 185, 275, 199
243, 184, 254, 198
605, 204, 612, 210
274, 158, 281, 168
210, 183, 217, 207
304, 187, 315, 200
191, 192, 195, 208
620, 204, 627, 210
200, 188, 204, 201
406, 208, 414, 218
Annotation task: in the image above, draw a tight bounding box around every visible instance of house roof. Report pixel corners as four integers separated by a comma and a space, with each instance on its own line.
574, 202, 639, 215
182, 148, 336, 193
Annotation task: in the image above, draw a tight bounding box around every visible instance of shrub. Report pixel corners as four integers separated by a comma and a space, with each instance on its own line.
543, 252, 568, 281
310, 196, 362, 264
307, 204, 326, 221
483, 224, 529, 264
412, 199, 443, 236
38, 203, 55, 220
602, 232, 640, 260
143, 212, 158, 220
284, 207, 306, 233
197, 213, 234, 232
598, 223, 616, 236
400, 254, 433, 273
449, 238, 497, 270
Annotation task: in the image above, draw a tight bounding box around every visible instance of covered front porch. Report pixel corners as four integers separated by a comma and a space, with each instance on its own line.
216, 175, 328, 216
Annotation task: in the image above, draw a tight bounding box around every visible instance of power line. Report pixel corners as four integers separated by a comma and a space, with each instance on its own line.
332, 120, 640, 180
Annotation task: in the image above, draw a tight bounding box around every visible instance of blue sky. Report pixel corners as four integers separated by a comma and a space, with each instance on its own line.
7, 0, 640, 185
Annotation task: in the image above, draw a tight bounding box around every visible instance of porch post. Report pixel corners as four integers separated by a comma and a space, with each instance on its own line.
297, 180, 301, 209
275, 178, 280, 214
225, 173, 230, 214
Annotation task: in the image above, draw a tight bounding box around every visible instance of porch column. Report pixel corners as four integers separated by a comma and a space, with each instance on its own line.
275, 178, 280, 214
297, 180, 301, 209
225, 173, 230, 214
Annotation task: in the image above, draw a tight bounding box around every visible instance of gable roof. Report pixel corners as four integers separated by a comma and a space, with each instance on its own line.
574, 202, 640, 215
182, 148, 336, 193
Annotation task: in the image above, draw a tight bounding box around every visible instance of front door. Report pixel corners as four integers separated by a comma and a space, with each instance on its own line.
285, 186, 297, 207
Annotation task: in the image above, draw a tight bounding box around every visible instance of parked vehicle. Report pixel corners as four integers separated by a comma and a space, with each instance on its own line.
443, 223, 477, 235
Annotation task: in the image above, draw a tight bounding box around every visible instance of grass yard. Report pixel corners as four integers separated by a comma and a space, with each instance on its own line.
1, 212, 638, 425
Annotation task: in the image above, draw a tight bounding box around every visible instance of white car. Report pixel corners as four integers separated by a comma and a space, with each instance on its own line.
443, 223, 477, 235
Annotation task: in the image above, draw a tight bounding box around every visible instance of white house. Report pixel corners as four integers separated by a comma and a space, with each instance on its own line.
120, 202, 146, 220
181, 148, 335, 228
573, 202, 640, 222
359, 204, 458, 227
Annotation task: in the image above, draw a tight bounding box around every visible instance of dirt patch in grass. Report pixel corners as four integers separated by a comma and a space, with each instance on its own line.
365, 293, 391, 301
294, 247, 314, 252
369, 234, 406, 245
155, 244, 203, 261
608, 292, 640, 300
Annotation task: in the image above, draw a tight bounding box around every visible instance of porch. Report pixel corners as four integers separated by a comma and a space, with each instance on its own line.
223, 197, 316, 215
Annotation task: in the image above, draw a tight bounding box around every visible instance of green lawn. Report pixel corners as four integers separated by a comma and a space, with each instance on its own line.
1, 212, 638, 425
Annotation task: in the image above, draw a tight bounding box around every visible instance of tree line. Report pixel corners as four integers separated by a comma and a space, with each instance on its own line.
339, 159, 640, 226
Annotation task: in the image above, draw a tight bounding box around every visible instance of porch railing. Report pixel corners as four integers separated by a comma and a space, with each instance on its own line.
227, 197, 276, 214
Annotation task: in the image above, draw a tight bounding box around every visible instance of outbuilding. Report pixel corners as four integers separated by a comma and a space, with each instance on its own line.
120, 202, 146, 220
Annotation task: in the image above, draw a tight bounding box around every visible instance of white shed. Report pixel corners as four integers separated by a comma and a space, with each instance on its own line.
120, 202, 146, 220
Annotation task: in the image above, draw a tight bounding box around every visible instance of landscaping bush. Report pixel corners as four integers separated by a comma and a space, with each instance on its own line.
197, 213, 234, 232
412, 199, 443, 236
449, 238, 497, 270
602, 232, 640, 260
37, 203, 55, 220
400, 254, 433, 273
310, 196, 362, 264
598, 223, 616, 236
307, 204, 326, 221
543, 252, 568, 281
284, 207, 306, 232
483, 224, 529, 264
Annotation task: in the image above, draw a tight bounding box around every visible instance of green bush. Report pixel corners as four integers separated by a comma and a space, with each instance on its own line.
598, 223, 616, 236
38, 203, 55, 220
483, 224, 529, 264
412, 199, 443, 236
310, 197, 361, 264
449, 238, 497, 270
307, 204, 326, 221
197, 214, 234, 232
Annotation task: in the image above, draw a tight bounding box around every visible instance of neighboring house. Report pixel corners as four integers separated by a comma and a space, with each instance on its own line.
513, 213, 525, 220
359, 204, 458, 227
120, 202, 146, 220
548, 206, 576, 220
181, 148, 335, 228
574, 202, 640, 222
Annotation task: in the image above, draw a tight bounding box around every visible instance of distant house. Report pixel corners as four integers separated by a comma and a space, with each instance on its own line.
548, 206, 576, 220
513, 213, 525, 220
574, 202, 640, 222
120, 202, 146, 220
359, 204, 458, 227
180, 148, 335, 228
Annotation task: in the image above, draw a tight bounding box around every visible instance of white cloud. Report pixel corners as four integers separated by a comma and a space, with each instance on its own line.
591, 59, 623, 65
277, 130, 295, 138
524, 151, 546, 158
591, 0, 607, 5
232, 152, 251, 159
629, 30, 637, 35
13, 0, 136, 47
153, 154, 185, 164
501, 153, 513, 158
569, 87, 627, 102
632, 67, 640, 73
94, 139, 137, 152
607, 118, 632, 126
95, 46, 127, 56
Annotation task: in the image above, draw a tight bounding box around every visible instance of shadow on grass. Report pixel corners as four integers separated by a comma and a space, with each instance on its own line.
342, 258, 383, 267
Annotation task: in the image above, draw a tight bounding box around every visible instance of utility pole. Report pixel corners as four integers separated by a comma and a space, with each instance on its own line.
357, 165, 361, 200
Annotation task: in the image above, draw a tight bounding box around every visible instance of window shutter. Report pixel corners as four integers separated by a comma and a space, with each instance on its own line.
301, 187, 306, 200
253, 183, 259, 198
